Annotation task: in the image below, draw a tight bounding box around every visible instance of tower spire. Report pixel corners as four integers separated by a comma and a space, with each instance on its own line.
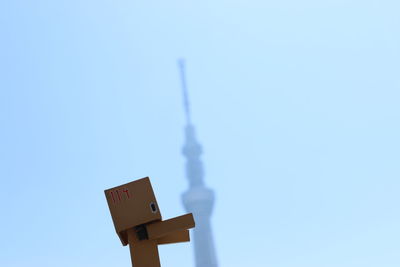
179, 59, 219, 267
178, 59, 191, 125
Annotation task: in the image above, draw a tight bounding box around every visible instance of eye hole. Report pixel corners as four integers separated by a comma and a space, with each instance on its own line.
150, 202, 157, 213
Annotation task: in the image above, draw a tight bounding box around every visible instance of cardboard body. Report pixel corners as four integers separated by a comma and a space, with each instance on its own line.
128, 229, 161, 267
127, 215, 194, 267
105, 177, 195, 267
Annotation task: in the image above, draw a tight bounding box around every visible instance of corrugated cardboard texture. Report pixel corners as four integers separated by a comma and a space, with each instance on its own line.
147, 213, 195, 240
157, 230, 190, 245
128, 229, 161, 267
105, 177, 162, 245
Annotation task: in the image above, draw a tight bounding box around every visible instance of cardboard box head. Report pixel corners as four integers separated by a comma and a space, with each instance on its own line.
105, 177, 162, 245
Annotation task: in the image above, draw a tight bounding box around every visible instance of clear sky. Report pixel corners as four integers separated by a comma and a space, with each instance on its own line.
1, 1, 399, 267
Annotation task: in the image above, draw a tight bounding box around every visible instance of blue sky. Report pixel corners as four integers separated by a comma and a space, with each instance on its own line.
0, 1, 399, 266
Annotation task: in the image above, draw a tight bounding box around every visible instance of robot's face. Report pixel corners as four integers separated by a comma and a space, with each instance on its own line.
105, 177, 162, 245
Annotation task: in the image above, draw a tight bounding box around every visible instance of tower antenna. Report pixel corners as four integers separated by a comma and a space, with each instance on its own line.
178, 59, 191, 125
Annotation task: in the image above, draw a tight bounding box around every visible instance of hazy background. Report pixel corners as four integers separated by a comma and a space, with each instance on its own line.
1, 1, 399, 266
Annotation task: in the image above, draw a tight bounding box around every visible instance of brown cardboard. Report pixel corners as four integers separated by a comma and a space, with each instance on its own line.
105, 177, 195, 267
157, 230, 190, 245
128, 229, 161, 267
147, 213, 195, 240
104, 177, 162, 245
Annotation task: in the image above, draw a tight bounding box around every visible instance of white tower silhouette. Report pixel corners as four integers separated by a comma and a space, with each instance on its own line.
179, 59, 218, 267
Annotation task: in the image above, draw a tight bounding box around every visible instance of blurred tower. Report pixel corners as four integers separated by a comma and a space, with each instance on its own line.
179, 59, 218, 267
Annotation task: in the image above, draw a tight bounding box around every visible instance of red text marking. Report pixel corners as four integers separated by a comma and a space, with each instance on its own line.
110, 189, 131, 204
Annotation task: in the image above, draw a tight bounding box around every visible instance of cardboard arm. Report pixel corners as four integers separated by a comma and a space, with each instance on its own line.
147, 213, 195, 240
157, 230, 190, 245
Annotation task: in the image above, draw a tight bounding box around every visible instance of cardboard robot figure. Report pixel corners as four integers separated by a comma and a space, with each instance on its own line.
105, 177, 195, 267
